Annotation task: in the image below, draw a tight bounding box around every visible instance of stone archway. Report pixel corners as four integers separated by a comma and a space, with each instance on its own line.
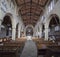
1, 15, 12, 38
25, 25, 34, 37
48, 14, 60, 40
26, 27, 33, 36
1, 13, 14, 26
0, 13, 16, 40
45, 14, 60, 40
47, 14, 60, 27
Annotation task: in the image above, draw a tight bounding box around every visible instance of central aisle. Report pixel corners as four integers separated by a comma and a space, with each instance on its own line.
20, 40, 37, 57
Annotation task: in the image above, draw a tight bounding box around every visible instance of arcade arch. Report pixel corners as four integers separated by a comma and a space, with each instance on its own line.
1, 15, 12, 38
45, 14, 60, 40
48, 14, 60, 40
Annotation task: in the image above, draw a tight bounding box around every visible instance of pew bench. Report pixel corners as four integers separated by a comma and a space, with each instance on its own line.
0, 38, 26, 57
4, 40, 26, 53
36, 40, 57, 57
0, 46, 20, 57
45, 45, 60, 57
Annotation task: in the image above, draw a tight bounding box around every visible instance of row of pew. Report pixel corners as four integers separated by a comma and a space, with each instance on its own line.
0, 37, 27, 57
32, 37, 60, 57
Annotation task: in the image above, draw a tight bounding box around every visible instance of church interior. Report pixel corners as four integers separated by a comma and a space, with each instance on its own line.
0, 0, 60, 57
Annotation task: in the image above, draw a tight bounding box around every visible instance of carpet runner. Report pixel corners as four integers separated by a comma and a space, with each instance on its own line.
20, 40, 37, 57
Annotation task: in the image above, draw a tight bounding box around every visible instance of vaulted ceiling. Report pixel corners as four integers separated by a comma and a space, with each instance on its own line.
15, 0, 49, 26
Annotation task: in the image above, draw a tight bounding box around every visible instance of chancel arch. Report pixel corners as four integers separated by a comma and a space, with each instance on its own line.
25, 25, 34, 37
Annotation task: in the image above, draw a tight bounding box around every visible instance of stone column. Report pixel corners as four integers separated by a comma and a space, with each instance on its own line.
12, 27, 16, 40
39, 27, 42, 38
18, 26, 21, 38
33, 28, 36, 37
0, 19, 2, 31
45, 24, 49, 40
36, 28, 38, 37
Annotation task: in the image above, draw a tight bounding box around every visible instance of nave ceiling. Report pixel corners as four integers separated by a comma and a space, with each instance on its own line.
15, 0, 49, 26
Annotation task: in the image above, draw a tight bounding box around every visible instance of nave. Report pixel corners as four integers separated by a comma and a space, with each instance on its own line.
0, 0, 60, 57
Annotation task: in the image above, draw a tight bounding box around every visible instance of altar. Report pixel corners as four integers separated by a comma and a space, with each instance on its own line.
27, 36, 32, 40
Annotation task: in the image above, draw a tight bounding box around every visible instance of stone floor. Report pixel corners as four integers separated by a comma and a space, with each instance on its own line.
20, 40, 37, 57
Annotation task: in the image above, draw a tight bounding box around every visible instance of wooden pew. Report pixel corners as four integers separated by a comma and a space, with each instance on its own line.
0, 45, 20, 57
44, 45, 60, 57
0, 37, 26, 57
4, 40, 26, 54
32, 38, 46, 56
16, 37, 27, 43
32, 37, 44, 43
56, 38, 60, 43
37, 41, 57, 56
33, 38, 57, 56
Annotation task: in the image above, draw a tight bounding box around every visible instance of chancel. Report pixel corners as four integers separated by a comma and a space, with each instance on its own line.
0, 0, 60, 57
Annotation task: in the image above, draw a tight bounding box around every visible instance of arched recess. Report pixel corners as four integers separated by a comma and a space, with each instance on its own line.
25, 25, 34, 37
47, 14, 60, 40
1, 15, 12, 38
16, 23, 19, 38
